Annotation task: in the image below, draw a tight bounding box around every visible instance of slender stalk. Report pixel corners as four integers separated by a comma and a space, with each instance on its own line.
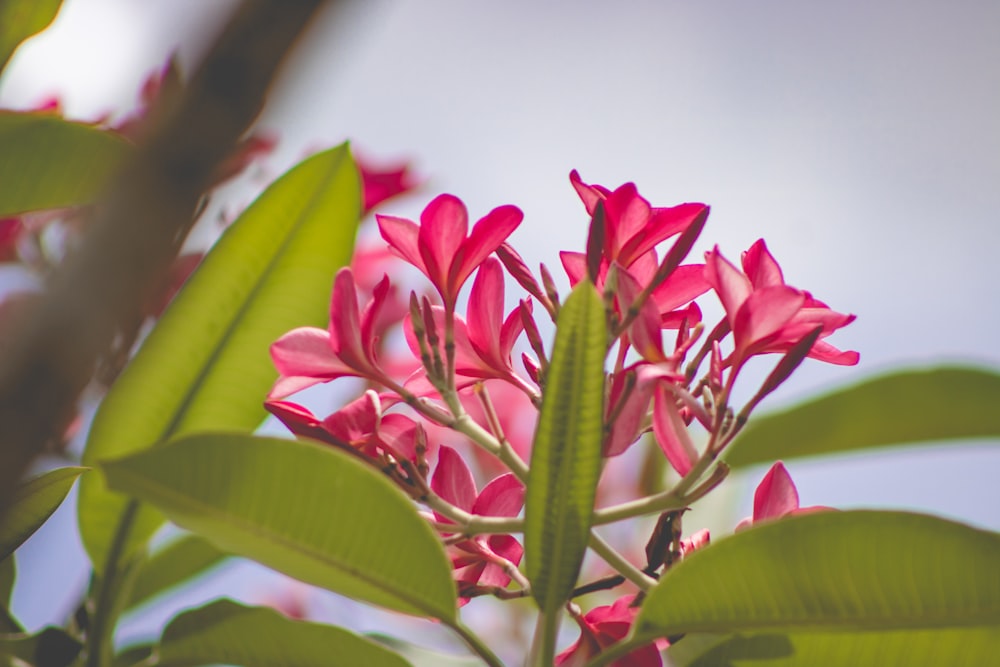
529, 608, 562, 667
587, 532, 656, 592
446, 618, 505, 667
86, 501, 140, 667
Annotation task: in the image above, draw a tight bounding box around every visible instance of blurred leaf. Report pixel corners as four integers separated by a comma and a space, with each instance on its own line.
112, 643, 153, 667
101, 433, 456, 620
124, 534, 230, 612
0, 627, 82, 667
0, 467, 85, 561
726, 366, 1000, 468
525, 281, 606, 615
79, 143, 361, 573
0, 112, 129, 216
675, 628, 1000, 667
154, 599, 411, 667
0, 558, 12, 604
368, 635, 482, 667
637, 511, 1000, 641
0, 0, 63, 73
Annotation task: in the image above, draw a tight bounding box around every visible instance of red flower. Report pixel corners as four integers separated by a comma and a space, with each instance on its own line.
431, 446, 525, 602
556, 594, 662, 667
377, 194, 522, 309
356, 155, 419, 213
704, 239, 858, 376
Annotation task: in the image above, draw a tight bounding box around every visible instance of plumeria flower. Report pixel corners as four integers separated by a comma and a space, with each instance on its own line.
355, 154, 419, 214
431, 446, 525, 604
561, 170, 707, 283
736, 461, 829, 531
269, 268, 396, 398
704, 239, 859, 377
377, 194, 522, 309
556, 594, 662, 667
404, 258, 538, 398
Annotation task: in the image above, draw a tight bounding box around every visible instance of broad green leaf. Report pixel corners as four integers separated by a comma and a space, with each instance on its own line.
100, 433, 456, 620
636, 511, 1000, 640
0, 112, 129, 216
0, 627, 82, 667
525, 280, 606, 614
368, 635, 483, 667
125, 534, 230, 612
726, 366, 1000, 468
0, 557, 13, 604
154, 599, 411, 667
676, 627, 1000, 667
79, 144, 360, 573
0, 467, 85, 561
0, 0, 63, 73
112, 644, 153, 667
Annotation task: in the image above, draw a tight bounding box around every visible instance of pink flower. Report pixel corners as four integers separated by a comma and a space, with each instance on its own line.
556, 594, 662, 667
377, 194, 522, 309
736, 461, 829, 531
356, 155, 419, 213
561, 171, 707, 282
431, 446, 525, 603
704, 240, 859, 376
269, 268, 394, 398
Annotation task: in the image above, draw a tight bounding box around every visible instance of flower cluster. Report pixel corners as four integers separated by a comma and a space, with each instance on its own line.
266, 170, 857, 665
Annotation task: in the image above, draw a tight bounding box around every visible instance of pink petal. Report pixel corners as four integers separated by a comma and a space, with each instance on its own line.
268, 374, 327, 399
559, 250, 588, 287
806, 339, 860, 365
620, 203, 707, 264
741, 239, 785, 288
604, 370, 654, 457
269, 327, 353, 395
569, 169, 611, 215
432, 446, 477, 513
472, 473, 525, 517
376, 214, 426, 273
467, 258, 506, 365
704, 246, 752, 325
651, 264, 711, 314
419, 194, 468, 296
652, 384, 698, 476
379, 413, 428, 462
360, 274, 392, 358
753, 461, 800, 521
451, 204, 523, 295
321, 392, 379, 443
602, 183, 649, 258
328, 269, 370, 370
733, 285, 806, 357
264, 400, 331, 443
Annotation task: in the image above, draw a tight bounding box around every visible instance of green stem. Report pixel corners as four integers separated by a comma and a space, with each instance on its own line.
528, 607, 562, 667
587, 532, 656, 592
86, 500, 140, 667
446, 618, 505, 667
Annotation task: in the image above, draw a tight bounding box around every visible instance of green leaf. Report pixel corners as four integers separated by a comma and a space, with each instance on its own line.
112, 643, 153, 667
154, 599, 411, 667
525, 280, 606, 614
0, 0, 63, 75
367, 635, 483, 667
79, 143, 361, 573
100, 433, 456, 620
124, 534, 230, 612
726, 366, 1000, 468
0, 627, 82, 667
0, 467, 86, 561
636, 511, 1000, 640
675, 628, 1000, 667
0, 111, 129, 216
0, 557, 19, 634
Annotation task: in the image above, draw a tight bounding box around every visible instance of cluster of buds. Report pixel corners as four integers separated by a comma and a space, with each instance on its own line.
265, 170, 857, 665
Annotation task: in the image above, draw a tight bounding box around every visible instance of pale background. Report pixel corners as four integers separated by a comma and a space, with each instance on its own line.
2, 0, 998, 653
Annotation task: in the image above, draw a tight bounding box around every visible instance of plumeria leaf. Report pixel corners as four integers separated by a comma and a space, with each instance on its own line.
672, 628, 1000, 667
153, 599, 412, 667
0, 111, 129, 216
0, 0, 63, 73
726, 366, 1000, 468
79, 144, 360, 573
100, 433, 456, 620
0, 557, 18, 634
0, 467, 85, 562
635, 511, 1000, 642
124, 534, 230, 612
525, 281, 606, 615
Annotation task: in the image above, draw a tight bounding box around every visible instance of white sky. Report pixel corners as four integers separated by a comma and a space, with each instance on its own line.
3, 0, 998, 645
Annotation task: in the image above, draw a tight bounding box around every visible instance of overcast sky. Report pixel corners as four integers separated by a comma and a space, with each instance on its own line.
3, 0, 998, 642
